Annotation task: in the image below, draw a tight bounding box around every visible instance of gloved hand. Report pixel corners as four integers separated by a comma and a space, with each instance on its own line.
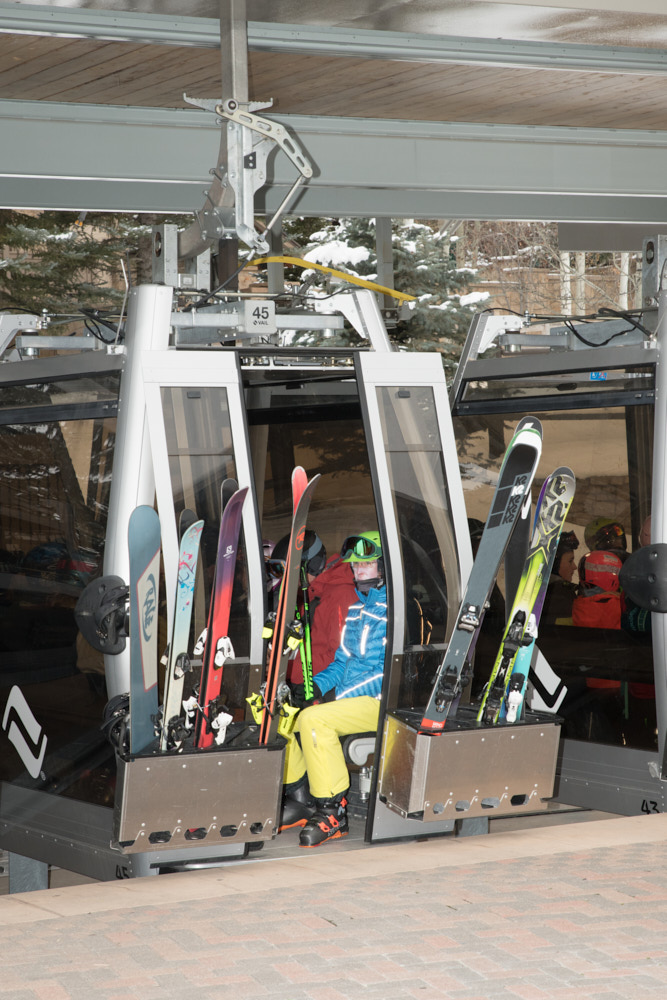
289, 681, 321, 710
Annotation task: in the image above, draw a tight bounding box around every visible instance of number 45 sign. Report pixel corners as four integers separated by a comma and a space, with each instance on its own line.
243, 300, 277, 335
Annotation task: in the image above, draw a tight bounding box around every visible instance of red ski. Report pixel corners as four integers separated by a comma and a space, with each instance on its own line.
259, 467, 319, 745
194, 480, 247, 749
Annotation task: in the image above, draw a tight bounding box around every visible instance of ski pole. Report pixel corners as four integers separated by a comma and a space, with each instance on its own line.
300, 565, 314, 700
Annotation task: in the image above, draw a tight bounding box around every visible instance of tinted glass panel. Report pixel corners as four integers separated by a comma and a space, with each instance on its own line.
376, 385, 461, 713
0, 374, 120, 414
0, 415, 116, 801
461, 367, 654, 404
455, 406, 656, 750
160, 386, 250, 714
246, 378, 377, 690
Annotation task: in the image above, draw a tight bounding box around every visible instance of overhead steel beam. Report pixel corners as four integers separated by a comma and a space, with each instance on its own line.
559, 223, 667, 251
3, 100, 667, 223
3, 4, 667, 76
476, 0, 663, 12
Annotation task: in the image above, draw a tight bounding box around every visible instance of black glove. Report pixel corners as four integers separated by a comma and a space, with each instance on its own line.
289, 681, 321, 710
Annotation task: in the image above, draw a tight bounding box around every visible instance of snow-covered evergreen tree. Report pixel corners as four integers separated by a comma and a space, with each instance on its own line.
0, 211, 190, 314
281, 217, 486, 366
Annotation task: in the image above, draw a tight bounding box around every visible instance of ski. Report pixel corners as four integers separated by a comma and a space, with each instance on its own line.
160, 513, 204, 750
128, 506, 161, 754
420, 416, 543, 732
258, 467, 320, 745
479, 465, 575, 725
194, 480, 248, 749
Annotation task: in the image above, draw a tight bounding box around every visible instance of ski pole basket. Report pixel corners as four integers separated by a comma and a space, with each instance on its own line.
378, 708, 561, 823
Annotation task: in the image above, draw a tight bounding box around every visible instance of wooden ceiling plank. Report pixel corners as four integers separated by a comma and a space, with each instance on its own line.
41, 45, 201, 104
0, 35, 92, 85
15, 44, 172, 100
0, 29, 666, 132
56, 51, 222, 105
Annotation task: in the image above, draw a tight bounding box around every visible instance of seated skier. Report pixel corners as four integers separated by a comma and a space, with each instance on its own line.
541, 529, 580, 625
286, 542, 358, 685
265, 530, 327, 614
573, 549, 625, 692
572, 549, 625, 631
583, 517, 627, 555
265, 529, 357, 687
279, 530, 387, 847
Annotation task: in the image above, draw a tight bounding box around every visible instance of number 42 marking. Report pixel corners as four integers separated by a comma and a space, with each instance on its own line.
641, 799, 660, 814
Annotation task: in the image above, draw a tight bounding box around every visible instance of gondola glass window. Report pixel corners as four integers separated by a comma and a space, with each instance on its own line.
375, 386, 461, 713
160, 386, 250, 713
454, 407, 656, 751
0, 373, 118, 796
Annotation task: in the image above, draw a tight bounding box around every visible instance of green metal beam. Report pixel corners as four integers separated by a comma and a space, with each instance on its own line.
3, 4, 667, 76
2, 100, 667, 222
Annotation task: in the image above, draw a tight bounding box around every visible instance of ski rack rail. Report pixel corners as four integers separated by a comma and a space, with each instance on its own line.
379, 708, 562, 823
113, 738, 284, 855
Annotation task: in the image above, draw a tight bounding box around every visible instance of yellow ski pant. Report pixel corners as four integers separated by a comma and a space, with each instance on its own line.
283, 696, 380, 800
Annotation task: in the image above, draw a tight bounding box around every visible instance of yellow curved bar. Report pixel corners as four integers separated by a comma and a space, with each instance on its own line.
251, 255, 416, 303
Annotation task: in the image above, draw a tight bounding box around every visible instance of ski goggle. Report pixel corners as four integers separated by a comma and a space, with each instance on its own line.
340, 535, 382, 561
596, 523, 625, 547
266, 558, 286, 580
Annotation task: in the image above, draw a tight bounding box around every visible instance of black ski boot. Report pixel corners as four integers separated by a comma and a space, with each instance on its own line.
278, 775, 316, 833
299, 793, 348, 847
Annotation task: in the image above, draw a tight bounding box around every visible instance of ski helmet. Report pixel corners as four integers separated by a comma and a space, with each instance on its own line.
269, 530, 327, 577
263, 539, 275, 559
341, 531, 384, 592
584, 517, 627, 552
579, 549, 624, 592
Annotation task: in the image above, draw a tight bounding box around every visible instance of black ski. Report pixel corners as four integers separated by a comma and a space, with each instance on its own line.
484, 466, 575, 725
420, 416, 543, 732
194, 480, 247, 749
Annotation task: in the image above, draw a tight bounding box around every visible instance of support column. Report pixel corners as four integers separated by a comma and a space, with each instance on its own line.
653, 286, 667, 771
267, 225, 285, 295
375, 217, 394, 311
456, 817, 489, 837
8, 853, 48, 893
573, 251, 586, 314
559, 251, 572, 315
213, 238, 240, 292
220, 0, 248, 103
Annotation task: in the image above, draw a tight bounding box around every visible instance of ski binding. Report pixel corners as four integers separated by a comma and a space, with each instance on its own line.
458, 604, 481, 632
504, 676, 526, 724
193, 628, 207, 656
214, 636, 235, 668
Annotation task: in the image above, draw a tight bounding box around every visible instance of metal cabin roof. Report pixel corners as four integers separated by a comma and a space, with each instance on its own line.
3, 0, 667, 224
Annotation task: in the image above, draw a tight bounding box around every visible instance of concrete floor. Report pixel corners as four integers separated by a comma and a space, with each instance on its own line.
2, 810, 667, 999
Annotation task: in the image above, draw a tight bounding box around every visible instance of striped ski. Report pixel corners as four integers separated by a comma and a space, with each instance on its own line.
479, 465, 575, 725
259, 467, 320, 745
194, 480, 248, 749
128, 506, 161, 754
160, 513, 204, 750
420, 416, 543, 732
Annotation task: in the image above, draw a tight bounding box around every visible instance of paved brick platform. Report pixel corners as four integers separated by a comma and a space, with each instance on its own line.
2, 814, 667, 999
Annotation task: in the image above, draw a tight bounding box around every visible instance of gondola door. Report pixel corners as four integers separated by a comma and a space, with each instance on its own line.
355, 352, 472, 841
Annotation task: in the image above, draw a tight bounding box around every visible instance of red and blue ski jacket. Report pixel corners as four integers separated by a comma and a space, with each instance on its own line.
314, 585, 388, 701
